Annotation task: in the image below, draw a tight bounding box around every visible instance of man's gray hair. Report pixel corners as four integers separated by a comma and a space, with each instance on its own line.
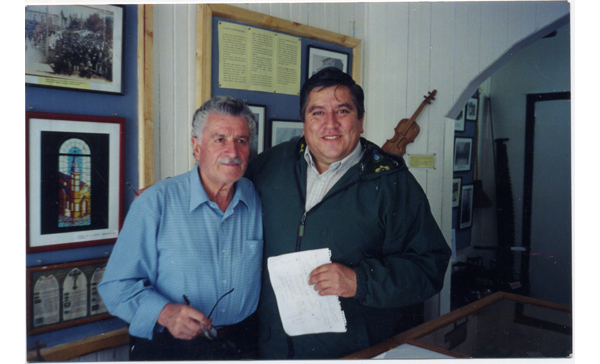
191, 96, 257, 142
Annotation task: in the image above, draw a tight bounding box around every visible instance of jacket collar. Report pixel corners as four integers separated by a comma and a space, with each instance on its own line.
293, 137, 406, 180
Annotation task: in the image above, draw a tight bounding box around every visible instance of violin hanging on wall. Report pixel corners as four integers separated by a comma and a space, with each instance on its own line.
381, 90, 437, 156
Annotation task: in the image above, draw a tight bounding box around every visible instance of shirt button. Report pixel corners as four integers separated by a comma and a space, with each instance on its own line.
223, 279, 227, 283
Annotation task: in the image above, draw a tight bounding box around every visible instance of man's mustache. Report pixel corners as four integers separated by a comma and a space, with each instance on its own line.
218, 157, 243, 165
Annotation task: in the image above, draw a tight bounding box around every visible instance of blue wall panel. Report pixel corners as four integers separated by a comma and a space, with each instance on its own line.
26, 4, 138, 352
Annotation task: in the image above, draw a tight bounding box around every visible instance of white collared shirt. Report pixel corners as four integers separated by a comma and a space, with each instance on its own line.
304, 142, 364, 212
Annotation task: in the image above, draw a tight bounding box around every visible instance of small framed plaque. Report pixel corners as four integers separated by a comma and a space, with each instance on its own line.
27, 258, 111, 335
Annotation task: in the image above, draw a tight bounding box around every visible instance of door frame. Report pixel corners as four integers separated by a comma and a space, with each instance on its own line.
521, 91, 571, 293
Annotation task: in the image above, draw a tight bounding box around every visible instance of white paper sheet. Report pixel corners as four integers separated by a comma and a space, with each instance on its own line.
267, 248, 347, 336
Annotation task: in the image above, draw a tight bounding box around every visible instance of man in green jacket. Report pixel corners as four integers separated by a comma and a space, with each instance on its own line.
246, 67, 451, 359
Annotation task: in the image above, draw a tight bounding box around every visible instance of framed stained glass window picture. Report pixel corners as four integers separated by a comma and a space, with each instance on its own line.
26, 112, 125, 253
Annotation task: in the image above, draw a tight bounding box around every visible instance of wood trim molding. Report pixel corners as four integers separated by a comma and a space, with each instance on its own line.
195, 3, 362, 110
26, 328, 129, 362
138, 4, 154, 188
196, 4, 213, 107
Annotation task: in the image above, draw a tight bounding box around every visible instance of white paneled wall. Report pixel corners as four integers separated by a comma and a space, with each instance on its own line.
153, 4, 198, 182
152, 2, 570, 317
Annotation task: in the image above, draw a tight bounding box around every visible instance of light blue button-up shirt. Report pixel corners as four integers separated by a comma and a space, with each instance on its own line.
98, 166, 263, 340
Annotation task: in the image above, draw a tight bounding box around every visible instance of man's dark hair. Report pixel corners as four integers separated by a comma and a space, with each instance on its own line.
299, 67, 365, 121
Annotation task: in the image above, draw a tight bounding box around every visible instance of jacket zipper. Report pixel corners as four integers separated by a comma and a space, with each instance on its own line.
295, 211, 307, 252
294, 179, 360, 252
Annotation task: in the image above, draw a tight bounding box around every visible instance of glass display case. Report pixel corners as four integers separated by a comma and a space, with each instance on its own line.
344, 291, 572, 359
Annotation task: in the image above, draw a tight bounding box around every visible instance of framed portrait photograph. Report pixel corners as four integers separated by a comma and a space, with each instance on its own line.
27, 258, 111, 335
453, 137, 473, 172
248, 104, 266, 158
465, 97, 479, 121
455, 108, 465, 132
267, 119, 304, 149
308, 46, 349, 77
26, 112, 125, 253
25, 5, 124, 94
452, 177, 462, 208
460, 184, 474, 229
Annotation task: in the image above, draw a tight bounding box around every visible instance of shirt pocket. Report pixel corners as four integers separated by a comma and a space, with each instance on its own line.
243, 239, 263, 274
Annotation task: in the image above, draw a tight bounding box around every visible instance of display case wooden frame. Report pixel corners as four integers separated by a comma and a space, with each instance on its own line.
343, 291, 572, 359
26, 111, 125, 253
27, 258, 111, 335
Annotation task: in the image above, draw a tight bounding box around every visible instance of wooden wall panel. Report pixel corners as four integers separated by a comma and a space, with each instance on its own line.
363, 4, 390, 145
480, 2, 509, 74
507, 2, 537, 47
154, 4, 197, 182
155, 5, 174, 182
290, 3, 310, 25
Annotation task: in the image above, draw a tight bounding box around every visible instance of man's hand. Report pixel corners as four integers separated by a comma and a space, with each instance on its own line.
157, 303, 213, 340
309, 262, 357, 298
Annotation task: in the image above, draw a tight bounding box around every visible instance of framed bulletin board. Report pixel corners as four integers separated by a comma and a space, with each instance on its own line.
195, 4, 362, 119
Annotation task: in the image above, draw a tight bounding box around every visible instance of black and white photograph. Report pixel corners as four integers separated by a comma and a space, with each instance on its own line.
459, 184, 474, 229
465, 97, 479, 121
248, 104, 266, 158
453, 137, 473, 172
25, 5, 124, 94
455, 108, 465, 132
268, 119, 304, 148
452, 178, 462, 208
308, 46, 349, 77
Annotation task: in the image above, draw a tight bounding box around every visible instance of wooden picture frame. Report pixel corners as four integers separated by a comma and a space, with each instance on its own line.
26, 112, 125, 253
195, 4, 362, 106
453, 137, 473, 172
267, 119, 304, 149
25, 5, 125, 95
465, 97, 479, 121
308, 45, 349, 77
27, 258, 111, 335
452, 177, 462, 208
248, 104, 266, 156
459, 184, 474, 229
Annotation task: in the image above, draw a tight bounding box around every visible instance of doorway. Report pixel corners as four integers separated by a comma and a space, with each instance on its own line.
522, 92, 571, 306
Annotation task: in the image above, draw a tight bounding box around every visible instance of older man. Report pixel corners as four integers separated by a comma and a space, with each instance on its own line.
246, 67, 451, 359
99, 96, 263, 360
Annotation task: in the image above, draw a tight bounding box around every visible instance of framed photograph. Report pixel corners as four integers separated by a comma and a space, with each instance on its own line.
452, 178, 462, 208
308, 46, 349, 77
455, 108, 465, 132
27, 258, 111, 335
465, 97, 479, 121
459, 184, 474, 229
453, 137, 473, 172
25, 5, 125, 94
248, 104, 266, 158
26, 112, 125, 253
267, 119, 304, 149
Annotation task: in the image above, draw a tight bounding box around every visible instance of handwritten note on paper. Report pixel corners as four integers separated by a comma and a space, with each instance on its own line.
267, 248, 347, 336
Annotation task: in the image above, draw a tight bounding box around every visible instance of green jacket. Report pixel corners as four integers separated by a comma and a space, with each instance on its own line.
246, 137, 451, 359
